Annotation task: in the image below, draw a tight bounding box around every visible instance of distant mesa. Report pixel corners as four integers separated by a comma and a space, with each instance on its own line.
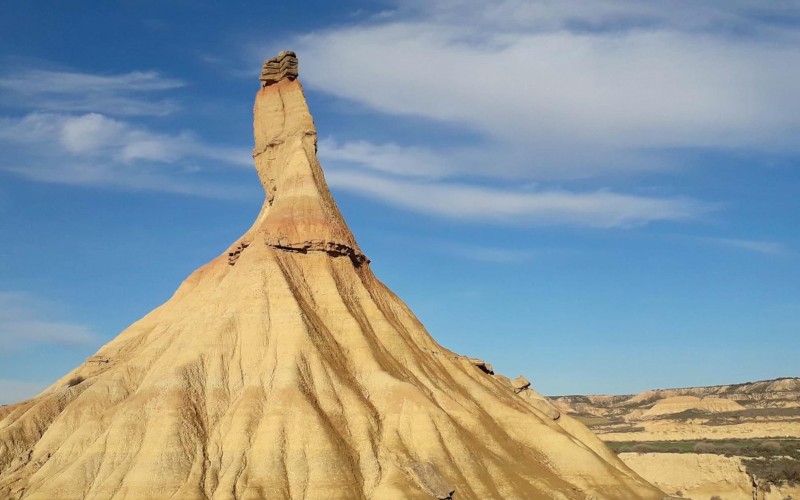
260, 50, 298, 87
639, 395, 745, 420
550, 378, 800, 500
550, 377, 800, 442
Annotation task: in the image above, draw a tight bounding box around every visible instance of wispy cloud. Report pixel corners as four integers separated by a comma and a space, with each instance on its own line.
271, 0, 800, 186
296, 24, 800, 158
0, 68, 184, 116
704, 237, 791, 256
447, 244, 535, 264
385, 0, 800, 34
328, 169, 705, 227
319, 138, 455, 178
0, 61, 255, 197
237, 0, 800, 227
0, 112, 252, 197
1, 112, 250, 166
0, 292, 97, 350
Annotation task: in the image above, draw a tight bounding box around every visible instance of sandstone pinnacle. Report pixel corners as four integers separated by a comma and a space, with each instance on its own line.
0, 52, 664, 499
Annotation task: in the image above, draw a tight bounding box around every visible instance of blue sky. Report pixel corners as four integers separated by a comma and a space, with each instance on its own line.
1, 0, 799, 403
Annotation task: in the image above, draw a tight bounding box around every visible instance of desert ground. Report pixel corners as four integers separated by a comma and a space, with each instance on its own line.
551, 378, 800, 499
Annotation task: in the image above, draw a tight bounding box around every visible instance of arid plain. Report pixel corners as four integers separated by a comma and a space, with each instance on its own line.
552, 378, 800, 498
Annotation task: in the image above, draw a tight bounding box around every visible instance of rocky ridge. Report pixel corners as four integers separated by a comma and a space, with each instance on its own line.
620, 453, 800, 500
553, 378, 800, 416
549, 378, 800, 498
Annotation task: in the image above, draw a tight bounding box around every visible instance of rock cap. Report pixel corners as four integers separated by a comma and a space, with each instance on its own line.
260, 50, 298, 87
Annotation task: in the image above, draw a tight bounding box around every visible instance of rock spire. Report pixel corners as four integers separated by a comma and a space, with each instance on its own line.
0, 52, 664, 500
248, 51, 368, 266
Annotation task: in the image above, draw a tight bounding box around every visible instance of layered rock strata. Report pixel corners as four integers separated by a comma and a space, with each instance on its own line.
260, 50, 299, 87
0, 52, 663, 500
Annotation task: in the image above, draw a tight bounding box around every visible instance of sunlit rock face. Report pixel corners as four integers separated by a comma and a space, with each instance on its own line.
0, 52, 664, 500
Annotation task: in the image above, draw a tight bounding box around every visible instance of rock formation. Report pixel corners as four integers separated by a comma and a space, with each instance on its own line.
512, 375, 532, 393
0, 52, 664, 499
638, 395, 745, 420
550, 377, 800, 442
260, 51, 299, 87
619, 453, 800, 500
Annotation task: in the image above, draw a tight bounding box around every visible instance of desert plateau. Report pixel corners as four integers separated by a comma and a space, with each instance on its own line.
552, 378, 800, 498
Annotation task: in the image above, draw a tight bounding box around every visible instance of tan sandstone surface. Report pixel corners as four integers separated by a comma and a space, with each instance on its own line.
620, 453, 800, 500
551, 378, 800, 442
550, 380, 800, 497
638, 396, 745, 420
0, 53, 664, 499
600, 419, 800, 443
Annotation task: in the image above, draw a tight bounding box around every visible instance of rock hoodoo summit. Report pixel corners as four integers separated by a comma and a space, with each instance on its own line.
260, 51, 299, 87
0, 53, 663, 499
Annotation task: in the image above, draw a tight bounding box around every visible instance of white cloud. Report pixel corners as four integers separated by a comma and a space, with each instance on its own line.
0, 292, 97, 350
234, 0, 800, 227
0, 379, 48, 405
297, 24, 800, 154
706, 238, 791, 256
0, 61, 256, 197
385, 0, 800, 34
0, 68, 184, 116
0, 69, 183, 94
328, 169, 704, 227
1, 112, 250, 166
0, 112, 253, 197
279, 0, 800, 183
59, 113, 128, 154
319, 138, 455, 178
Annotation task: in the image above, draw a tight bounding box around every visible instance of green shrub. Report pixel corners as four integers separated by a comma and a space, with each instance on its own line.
744, 458, 800, 486
694, 442, 717, 453
718, 443, 742, 456
783, 461, 800, 484
759, 441, 782, 453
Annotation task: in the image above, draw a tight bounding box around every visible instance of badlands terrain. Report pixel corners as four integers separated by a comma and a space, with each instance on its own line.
0, 52, 665, 499
551, 378, 800, 499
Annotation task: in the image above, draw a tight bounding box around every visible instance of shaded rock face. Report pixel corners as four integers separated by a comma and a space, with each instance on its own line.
0, 53, 663, 499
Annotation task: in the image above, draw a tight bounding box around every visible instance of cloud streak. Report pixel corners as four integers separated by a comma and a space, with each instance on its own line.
297, 23, 800, 158
386, 0, 800, 34
0, 112, 253, 197
0, 62, 258, 197
242, 0, 800, 228
0, 68, 184, 116
0, 292, 97, 350
270, 0, 800, 195
705, 237, 791, 256
447, 244, 535, 264
319, 138, 455, 178
328, 169, 705, 227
